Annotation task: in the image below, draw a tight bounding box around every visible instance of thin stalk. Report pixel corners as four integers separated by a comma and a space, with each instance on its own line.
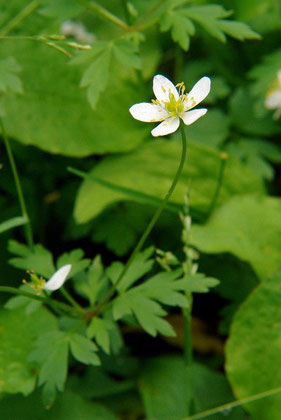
185, 386, 281, 420
60, 286, 85, 314
0, 286, 80, 315
91, 124, 187, 318
133, 0, 168, 31
0, 0, 39, 36
0, 117, 33, 248
207, 151, 228, 217
77, 0, 129, 30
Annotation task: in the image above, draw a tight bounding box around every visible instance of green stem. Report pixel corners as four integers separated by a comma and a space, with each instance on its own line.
0, 117, 33, 248
77, 0, 129, 30
185, 386, 281, 420
0, 0, 39, 36
60, 286, 85, 314
0, 286, 80, 315
207, 151, 228, 217
133, 0, 168, 31
92, 124, 187, 317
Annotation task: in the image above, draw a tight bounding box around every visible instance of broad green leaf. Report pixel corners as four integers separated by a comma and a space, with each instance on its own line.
69, 333, 100, 365
38, 0, 82, 21
191, 195, 281, 281
8, 240, 55, 278
0, 41, 147, 156
160, 9, 195, 51
74, 138, 265, 223
139, 357, 245, 420
0, 57, 23, 94
86, 317, 112, 354
217, 20, 261, 40
57, 249, 91, 277
0, 307, 57, 395
0, 390, 117, 419
138, 356, 190, 419
0, 216, 27, 234
226, 271, 281, 419
29, 330, 69, 406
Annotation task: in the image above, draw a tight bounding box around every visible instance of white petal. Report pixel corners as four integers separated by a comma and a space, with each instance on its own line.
265, 91, 281, 109
129, 102, 169, 122
183, 77, 211, 110
153, 75, 179, 105
43, 264, 72, 291
181, 109, 207, 125
151, 117, 180, 137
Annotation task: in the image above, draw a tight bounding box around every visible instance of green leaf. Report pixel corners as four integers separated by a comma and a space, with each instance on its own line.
184, 5, 260, 42
138, 356, 190, 419
74, 138, 265, 223
57, 249, 91, 277
0, 390, 117, 419
191, 195, 281, 281
80, 47, 111, 109
226, 271, 281, 419
0, 57, 23, 94
113, 292, 175, 337
182, 273, 219, 293
112, 39, 141, 69
86, 317, 112, 354
0, 306, 57, 396
107, 247, 154, 292
249, 48, 281, 98
0, 216, 27, 234
28, 330, 69, 406
8, 240, 55, 278
0, 41, 147, 156
69, 333, 100, 365
139, 357, 245, 420
38, 0, 82, 21
160, 9, 195, 51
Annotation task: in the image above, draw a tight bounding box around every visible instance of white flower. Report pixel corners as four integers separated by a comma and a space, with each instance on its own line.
43, 264, 72, 291
265, 70, 281, 120
129, 74, 211, 137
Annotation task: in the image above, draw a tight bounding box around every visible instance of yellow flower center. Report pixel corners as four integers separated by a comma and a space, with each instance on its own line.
23, 270, 46, 295
165, 92, 184, 117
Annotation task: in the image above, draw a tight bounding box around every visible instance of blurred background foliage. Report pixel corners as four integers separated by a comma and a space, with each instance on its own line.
0, 0, 281, 419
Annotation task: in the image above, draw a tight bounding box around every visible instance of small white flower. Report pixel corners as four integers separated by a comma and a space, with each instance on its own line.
43, 264, 72, 291
265, 70, 281, 120
61, 20, 95, 44
129, 74, 211, 137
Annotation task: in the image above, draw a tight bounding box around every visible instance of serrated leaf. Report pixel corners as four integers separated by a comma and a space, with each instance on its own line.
113, 292, 175, 337
107, 247, 154, 292
191, 195, 281, 281
57, 249, 90, 277
0, 307, 57, 396
69, 333, 100, 365
184, 5, 259, 42
86, 317, 112, 354
8, 240, 55, 278
182, 273, 219, 293
112, 39, 141, 69
29, 330, 69, 406
160, 9, 195, 51
0, 57, 23, 94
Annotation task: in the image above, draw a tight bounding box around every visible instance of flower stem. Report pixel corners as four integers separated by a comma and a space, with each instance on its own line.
207, 151, 228, 217
0, 286, 80, 315
60, 286, 85, 314
91, 124, 187, 318
184, 385, 281, 420
0, 0, 39, 36
76, 0, 129, 30
0, 117, 34, 248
